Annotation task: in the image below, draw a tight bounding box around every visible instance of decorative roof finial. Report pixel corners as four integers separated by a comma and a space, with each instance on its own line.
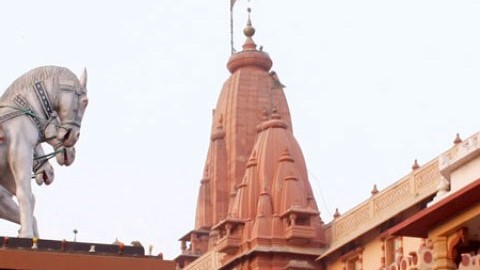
333, 208, 341, 219
243, 8, 255, 38
371, 184, 379, 196
453, 133, 462, 144
411, 159, 420, 170
73, 229, 78, 242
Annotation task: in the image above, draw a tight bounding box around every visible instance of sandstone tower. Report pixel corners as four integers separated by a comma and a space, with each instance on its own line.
176, 12, 325, 270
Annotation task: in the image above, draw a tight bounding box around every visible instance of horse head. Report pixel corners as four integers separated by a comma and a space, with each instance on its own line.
55, 68, 89, 147
44, 113, 76, 167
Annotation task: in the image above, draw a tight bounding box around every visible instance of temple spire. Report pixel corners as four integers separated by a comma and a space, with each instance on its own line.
242, 8, 257, 50
178, 5, 324, 269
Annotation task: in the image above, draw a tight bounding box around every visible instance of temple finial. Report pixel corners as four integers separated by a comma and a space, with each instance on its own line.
243, 8, 255, 38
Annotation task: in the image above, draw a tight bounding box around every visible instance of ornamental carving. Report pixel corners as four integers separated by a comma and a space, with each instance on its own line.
183, 251, 225, 270
335, 205, 371, 239
374, 180, 411, 214
414, 161, 440, 194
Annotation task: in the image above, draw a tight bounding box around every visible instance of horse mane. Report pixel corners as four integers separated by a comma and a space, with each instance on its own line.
3, 66, 80, 100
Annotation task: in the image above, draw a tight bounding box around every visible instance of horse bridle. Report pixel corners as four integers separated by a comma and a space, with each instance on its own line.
57, 86, 86, 130
33, 81, 54, 120
34, 80, 87, 140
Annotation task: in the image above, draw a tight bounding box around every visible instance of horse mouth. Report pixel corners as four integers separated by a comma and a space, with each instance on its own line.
41, 168, 54, 185
62, 129, 72, 145
43, 172, 53, 185
64, 149, 69, 165
62, 129, 81, 148
57, 147, 75, 167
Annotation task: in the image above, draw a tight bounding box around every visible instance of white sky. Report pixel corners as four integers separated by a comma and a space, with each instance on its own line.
0, 0, 479, 260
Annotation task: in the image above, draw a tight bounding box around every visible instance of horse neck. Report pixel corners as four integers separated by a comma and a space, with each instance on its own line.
1, 83, 37, 108
1, 77, 58, 123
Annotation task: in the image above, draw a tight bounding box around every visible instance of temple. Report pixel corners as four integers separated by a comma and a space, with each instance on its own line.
175, 11, 325, 270
175, 9, 480, 270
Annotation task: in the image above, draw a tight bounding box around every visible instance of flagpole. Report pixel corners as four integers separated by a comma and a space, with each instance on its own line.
230, 0, 235, 55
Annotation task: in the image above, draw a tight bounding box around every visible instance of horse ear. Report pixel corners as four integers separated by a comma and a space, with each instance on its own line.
79, 67, 88, 89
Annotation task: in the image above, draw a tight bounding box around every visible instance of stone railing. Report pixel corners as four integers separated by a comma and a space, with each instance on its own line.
183, 250, 225, 270
439, 132, 480, 179
326, 159, 442, 254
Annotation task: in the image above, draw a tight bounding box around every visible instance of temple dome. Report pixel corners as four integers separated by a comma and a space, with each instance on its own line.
227, 16, 273, 73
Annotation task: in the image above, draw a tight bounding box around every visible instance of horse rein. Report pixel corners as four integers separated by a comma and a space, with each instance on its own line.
0, 96, 44, 136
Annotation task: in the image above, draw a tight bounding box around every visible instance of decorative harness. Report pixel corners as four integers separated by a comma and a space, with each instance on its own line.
0, 81, 56, 138
0, 81, 66, 176
33, 81, 54, 122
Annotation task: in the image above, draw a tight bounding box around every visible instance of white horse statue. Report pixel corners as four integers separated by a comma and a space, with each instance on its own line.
0, 143, 74, 236
0, 66, 88, 238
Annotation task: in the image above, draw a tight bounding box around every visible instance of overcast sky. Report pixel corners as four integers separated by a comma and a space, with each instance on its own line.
0, 0, 479, 259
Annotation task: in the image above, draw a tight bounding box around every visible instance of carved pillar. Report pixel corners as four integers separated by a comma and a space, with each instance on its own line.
289, 213, 297, 226
181, 240, 187, 253
380, 239, 386, 269
397, 237, 403, 260
209, 230, 219, 249
358, 252, 364, 270
191, 232, 198, 254
432, 236, 455, 270
225, 223, 232, 236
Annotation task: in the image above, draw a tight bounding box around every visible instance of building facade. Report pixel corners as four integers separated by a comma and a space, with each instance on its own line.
317, 132, 480, 270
